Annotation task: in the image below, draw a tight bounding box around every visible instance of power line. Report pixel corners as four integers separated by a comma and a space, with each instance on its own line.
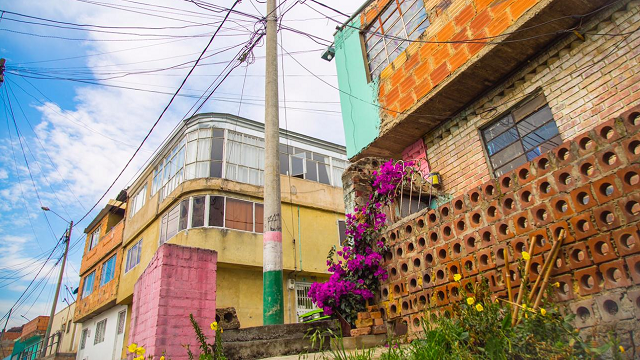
73, 0, 244, 225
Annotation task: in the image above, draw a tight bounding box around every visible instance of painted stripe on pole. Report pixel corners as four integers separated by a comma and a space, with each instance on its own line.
263, 236, 283, 272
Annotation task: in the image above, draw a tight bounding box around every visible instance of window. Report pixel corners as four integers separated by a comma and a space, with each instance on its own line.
129, 185, 147, 217
158, 196, 264, 244
225, 131, 265, 186
364, 0, 429, 79
338, 220, 347, 246
88, 228, 100, 251
116, 310, 126, 335
94, 319, 107, 344
82, 272, 95, 298
226, 198, 253, 231
100, 255, 117, 286
67, 320, 72, 334
125, 240, 142, 273
80, 329, 88, 350
481, 96, 560, 177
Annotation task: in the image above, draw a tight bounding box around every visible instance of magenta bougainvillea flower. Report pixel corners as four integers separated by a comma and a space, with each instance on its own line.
309, 160, 413, 324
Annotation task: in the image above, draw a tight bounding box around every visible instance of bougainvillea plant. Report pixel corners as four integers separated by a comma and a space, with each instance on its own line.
308, 159, 415, 324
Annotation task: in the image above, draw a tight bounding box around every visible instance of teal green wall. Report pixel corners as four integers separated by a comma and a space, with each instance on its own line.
334, 17, 381, 158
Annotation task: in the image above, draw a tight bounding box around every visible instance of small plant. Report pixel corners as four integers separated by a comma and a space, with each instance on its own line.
185, 314, 226, 360
126, 343, 167, 360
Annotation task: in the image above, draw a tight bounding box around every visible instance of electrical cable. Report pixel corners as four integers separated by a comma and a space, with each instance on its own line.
73, 0, 244, 225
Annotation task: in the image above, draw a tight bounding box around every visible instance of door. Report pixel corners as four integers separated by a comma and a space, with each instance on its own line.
295, 282, 317, 321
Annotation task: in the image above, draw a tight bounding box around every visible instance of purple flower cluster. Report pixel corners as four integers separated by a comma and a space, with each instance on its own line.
308, 159, 411, 324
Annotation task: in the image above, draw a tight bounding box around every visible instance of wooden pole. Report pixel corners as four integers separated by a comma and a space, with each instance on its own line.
511, 237, 536, 326
528, 229, 565, 303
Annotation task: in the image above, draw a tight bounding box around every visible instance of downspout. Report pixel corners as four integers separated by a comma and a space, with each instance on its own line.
298, 206, 302, 271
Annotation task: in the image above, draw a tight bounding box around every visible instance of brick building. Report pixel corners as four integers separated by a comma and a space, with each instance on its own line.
331, 0, 640, 354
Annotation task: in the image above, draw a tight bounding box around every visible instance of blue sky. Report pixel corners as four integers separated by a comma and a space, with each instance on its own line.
0, 0, 353, 329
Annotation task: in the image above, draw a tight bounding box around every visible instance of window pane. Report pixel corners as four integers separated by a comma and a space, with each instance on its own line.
517, 106, 554, 135
483, 115, 515, 142
490, 141, 524, 170
306, 159, 318, 181
196, 161, 210, 178
494, 155, 528, 177
211, 138, 224, 161
291, 156, 304, 177
526, 134, 562, 161
210, 161, 223, 178
486, 128, 519, 156
186, 141, 197, 164
191, 196, 205, 228
179, 199, 189, 231
197, 138, 211, 162
209, 196, 224, 227
212, 129, 224, 138
338, 220, 347, 246
318, 163, 331, 185
185, 163, 196, 180
225, 198, 253, 231
521, 121, 560, 151
167, 205, 179, 240
280, 153, 289, 175
255, 204, 264, 233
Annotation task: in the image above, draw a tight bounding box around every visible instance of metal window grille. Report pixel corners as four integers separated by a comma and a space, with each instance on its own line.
117, 310, 126, 334
364, 0, 429, 79
481, 96, 561, 177
94, 319, 107, 345
80, 329, 88, 350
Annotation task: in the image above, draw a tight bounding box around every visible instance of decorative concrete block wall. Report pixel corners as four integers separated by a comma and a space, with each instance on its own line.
366, 105, 640, 353
129, 244, 217, 360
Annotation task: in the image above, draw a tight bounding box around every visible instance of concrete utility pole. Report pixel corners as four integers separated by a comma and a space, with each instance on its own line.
262, 0, 284, 325
0, 58, 6, 86
42, 221, 73, 356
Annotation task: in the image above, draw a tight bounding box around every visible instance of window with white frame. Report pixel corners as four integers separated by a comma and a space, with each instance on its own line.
159, 195, 265, 244
99, 254, 116, 286
226, 131, 265, 186
80, 329, 88, 350
88, 227, 100, 251
337, 220, 347, 246
129, 185, 147, 218
364, 0, 429, 79
82, 271, 95, 298
481, 95, 561, 177
150, 126, 346, 200
125, 240, 142, 273
116, 310, 126, 334
94, 319, 107, 344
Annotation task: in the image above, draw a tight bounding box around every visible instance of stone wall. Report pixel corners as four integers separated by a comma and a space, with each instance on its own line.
128, 243, 217, 360
369, 105, 640, 354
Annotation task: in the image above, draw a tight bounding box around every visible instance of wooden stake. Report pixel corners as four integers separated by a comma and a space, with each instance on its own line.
511, 237, 536, 326
533, 231, 566, 310
528, 229, 565, 303
504, 248, 513, 305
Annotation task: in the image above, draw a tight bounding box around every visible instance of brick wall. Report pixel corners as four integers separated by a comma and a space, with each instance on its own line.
128, 244, 217, 360
423, 2, 640, 197
75, 220, 125, 322
370, 104, 640, 353
20, 316, 49, 339
359, 0, 542, 118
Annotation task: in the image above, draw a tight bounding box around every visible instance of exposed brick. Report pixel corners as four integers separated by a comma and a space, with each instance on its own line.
430, 62, 451, 86
599, 259, 632, 289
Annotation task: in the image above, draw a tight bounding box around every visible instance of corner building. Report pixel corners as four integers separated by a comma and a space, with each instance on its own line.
116, 113, 347, 356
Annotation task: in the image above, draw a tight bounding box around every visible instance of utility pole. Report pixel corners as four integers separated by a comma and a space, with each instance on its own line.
42, 221, 73, 357
262, 0, 284, 325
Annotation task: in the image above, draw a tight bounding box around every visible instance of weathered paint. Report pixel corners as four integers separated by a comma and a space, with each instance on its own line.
263, 270, 284, 324
334, 16, 381, 158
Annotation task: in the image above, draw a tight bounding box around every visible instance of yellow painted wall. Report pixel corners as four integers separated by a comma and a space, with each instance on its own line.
117, 176, 345, 318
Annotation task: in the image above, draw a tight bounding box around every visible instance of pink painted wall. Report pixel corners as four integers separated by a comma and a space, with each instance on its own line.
129, 243, 217, 360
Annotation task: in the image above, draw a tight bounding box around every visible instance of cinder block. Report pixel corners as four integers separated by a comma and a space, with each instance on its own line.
569, 298, 599, 328
586, 234, 618, 264
593, 204, 622, 231
461, 255, 478, 277
498, 172, 515, 193
426, 210, 439, 227
495, 219, 514, 242
439, 203, 453, 222
612, 225, 640, 256
594, 290, 635, 324
452, 195, 468, 216
553, 142, 574, 167
575, 266, 602, 296
428, 229, 442, 247
446, 260, 462, 281
423, 249, 436, 268
621, 133, 640, 163
501, 193, 518, 216
599, 259, 632, 289
530, 228, 552, 255
467, 188, 482, 207
595, 145, 625, 173
463, 232, 479, 253
350, 327, 372, 337
594, 118, 623, 144
569, 212, 598, 240
570, 184, 597, 213
477, 247, 496, 272
549, 194, 576, 220
576, 133, 597, 157
535, 176, 557, 200
447, 282, 462, 302
515, 162, 534, 186
566, 242, 594, 270
433, 285, 449, 306
478, 225, 497, 248
513, 210, 534, 235
618, 192, 640, 224
616, 163, 640, 194
549, 221, 576, 244
577, 156, 600, 185
433, 265, 449, 286
516, 184, 536, 209
482, 180, 499, 201
619, 104, 640, 133
408, 274, 421, 293
534, 154, 553, 177
592, 174, 623, 205
625, 254, 640, 284
440, 222, 456, 242
553, 166, 577, 193
454, 215, 468, 235
485, 200, 502, 224
450, 239, 464, 259
550, 274, 575, 302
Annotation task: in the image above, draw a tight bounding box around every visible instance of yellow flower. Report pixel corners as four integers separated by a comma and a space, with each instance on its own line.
453, 274, 462, 282
220, 327, 223, 333
475, 304, 484, 312
128, 343, 138, 353
210, 321, 218, 331
160, 357, 165, 360
540, 308, 547, 316
619, 345, 625, 353
466, 297, 475, 305
135, 346, 145, 356
521, 251, 530, 260
552, 282, 560, 288
522, 304, 527, 311
134, 356, 144, 360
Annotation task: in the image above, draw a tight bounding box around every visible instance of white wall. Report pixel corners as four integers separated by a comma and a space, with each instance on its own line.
75, 305, 127, 360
